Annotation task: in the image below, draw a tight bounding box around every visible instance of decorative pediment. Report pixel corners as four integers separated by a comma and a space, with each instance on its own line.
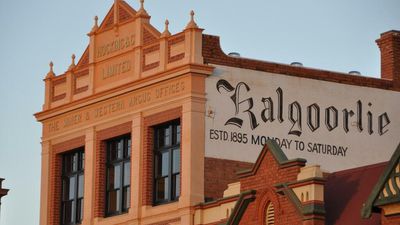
75, 47, 89, 69
143, 24, 160, 45
97, 0, 137, 33
39, 0, 205, 111
118, 1, 136, 23
362, 142, 400, 218
99, 5, 115, 32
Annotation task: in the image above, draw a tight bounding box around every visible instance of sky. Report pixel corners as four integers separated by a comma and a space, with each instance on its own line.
0, 0, 399, 224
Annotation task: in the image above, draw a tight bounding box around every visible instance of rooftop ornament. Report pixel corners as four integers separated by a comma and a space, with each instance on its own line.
137, 0, 149, 16
161, 19, 171, 38
45, 61, 55, 79
185, 10, 199, 29
68, 54, 76, 70
92, 16, 99, 32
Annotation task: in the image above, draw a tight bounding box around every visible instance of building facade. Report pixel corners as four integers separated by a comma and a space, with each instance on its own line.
35, 1, 400, 224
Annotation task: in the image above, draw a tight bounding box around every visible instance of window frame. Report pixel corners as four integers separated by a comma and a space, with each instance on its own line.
152, 119, 181, 205
105, 134, 131, 217
60, 148, 85, 225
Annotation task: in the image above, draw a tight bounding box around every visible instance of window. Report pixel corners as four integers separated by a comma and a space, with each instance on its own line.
61, 149, 84, 225
265, 202, 275, 225
106, 135, 131, 216
153, 119, 181, 205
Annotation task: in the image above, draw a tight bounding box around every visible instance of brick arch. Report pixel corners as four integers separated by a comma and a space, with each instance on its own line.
257, 188, 281, 225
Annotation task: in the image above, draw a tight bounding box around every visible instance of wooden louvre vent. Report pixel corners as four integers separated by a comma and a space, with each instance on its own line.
265, 202, 275, 225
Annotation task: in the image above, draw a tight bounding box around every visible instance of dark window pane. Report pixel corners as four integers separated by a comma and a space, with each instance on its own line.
63, 201, 72, 224
155, 152, 169, 177
78, 174, 84, 198
109, 142, 117, 161
69, 176, 76, 200
127, 139, 131, 157
164, 126, 171, 146
172, 148, 180, 174
71, 201, 76, 224
62, 179, 69, 201
79, 152, 85, 170
77, 198, 83, 223
64, 155, 72, 174
157, 129, 165, 148
156, 177, 168, 201
108, 164, 121, 189
172, 174, 180, 199
72, 153, 78, 172
116, 189, 121, 212
117, 139, 123, 159
108, 189, 119, 213
123, 186, 130, 211
124, 162, 130, 185
107, 166, 115, 190
176, 124, 181, 144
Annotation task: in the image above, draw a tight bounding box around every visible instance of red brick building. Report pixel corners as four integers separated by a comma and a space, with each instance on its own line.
35, 1, 400, 224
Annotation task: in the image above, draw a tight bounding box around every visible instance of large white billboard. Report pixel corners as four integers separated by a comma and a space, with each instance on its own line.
205, 65, 400, 172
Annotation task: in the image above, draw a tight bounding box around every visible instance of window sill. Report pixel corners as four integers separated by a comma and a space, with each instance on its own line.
142, 201, 180, 216
153, 198, 179, 207
94, 211, 132, 225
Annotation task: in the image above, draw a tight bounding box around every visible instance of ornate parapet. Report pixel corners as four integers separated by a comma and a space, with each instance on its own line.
42, 0, 204, 111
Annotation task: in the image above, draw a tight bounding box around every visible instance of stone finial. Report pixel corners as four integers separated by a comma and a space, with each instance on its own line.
161, 19, 171, 38
185, 10, 198, 29
137, 0, 149, 16
68, 54, 76, 70
91, 16, 99, 32
45, 61, 55, 79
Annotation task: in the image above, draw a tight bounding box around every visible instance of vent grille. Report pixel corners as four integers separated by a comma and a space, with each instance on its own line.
265, 202, 275, 225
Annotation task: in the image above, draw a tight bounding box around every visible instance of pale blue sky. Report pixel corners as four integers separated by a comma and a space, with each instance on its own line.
0, 0, 399, 224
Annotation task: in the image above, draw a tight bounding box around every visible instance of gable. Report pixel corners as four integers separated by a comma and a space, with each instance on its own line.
237, 139, 306, 178
97, 1, 136, 33
375, 158, 400, 206
362, 142, 400, 218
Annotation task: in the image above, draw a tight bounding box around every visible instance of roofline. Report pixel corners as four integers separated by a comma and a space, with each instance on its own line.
276, 183, 326, 217
329, 161, 388, 177
237, 139, 306, 178
361, 142, 400, 218
224, 190, 256, 225
202, 34, 399, 92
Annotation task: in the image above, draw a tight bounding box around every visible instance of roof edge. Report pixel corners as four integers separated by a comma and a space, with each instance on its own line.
237, 139, 306, 178
361, 142, 400, 218
202, 34, 398, 92
225, 190, 256, 225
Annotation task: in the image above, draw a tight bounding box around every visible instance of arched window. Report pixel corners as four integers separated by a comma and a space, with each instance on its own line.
265, 202, 275, 225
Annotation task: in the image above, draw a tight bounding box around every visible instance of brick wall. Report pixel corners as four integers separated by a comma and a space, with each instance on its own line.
204, 157, 253, 200
238, 151, 304, 225
142, 107, 182, 206
143, 27, 158, 46
376, 30, 400, 83
94, 122, 132, 218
